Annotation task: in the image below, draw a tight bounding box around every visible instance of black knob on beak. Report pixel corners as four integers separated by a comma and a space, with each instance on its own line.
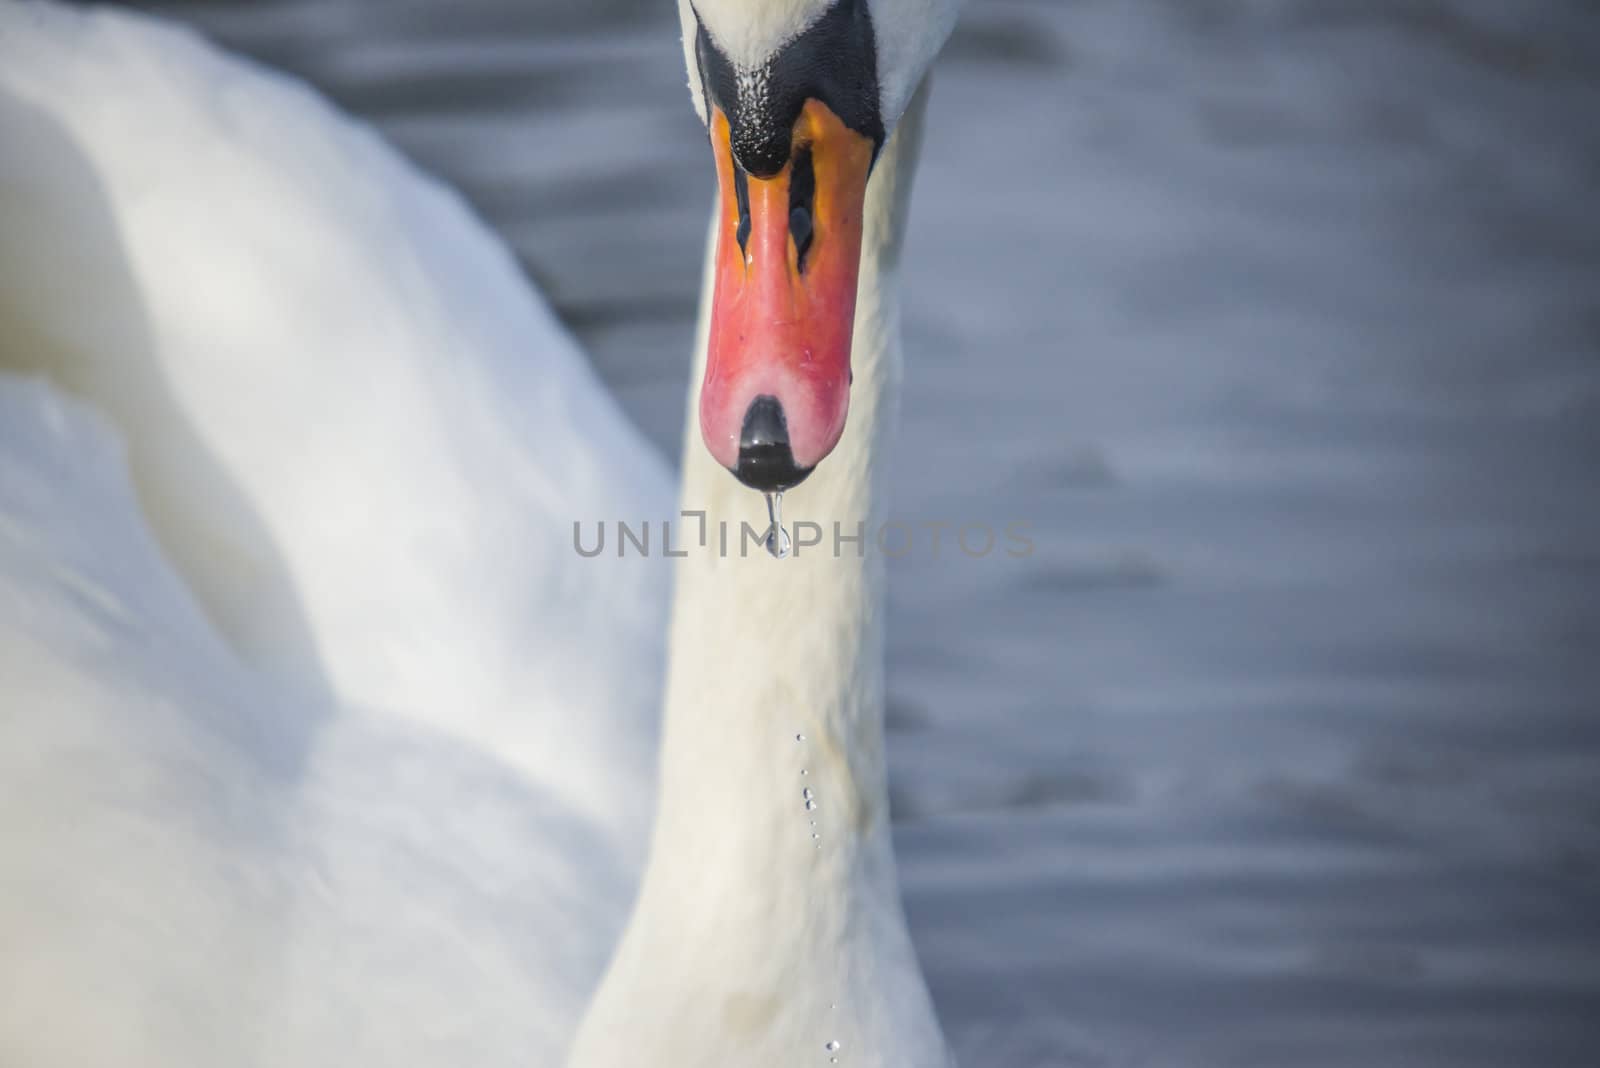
734, 395, 813, 492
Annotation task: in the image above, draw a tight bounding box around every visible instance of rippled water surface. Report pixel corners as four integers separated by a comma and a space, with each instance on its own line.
123, 1, 1600, 1063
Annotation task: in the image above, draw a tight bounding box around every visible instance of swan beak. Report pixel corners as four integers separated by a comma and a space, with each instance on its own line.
699, 101, 874, 492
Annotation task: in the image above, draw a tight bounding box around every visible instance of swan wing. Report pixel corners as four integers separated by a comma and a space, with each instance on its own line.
0, 5, 670, 1064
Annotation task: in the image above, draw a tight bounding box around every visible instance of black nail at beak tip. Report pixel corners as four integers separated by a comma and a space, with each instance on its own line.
734, 394, 813, 492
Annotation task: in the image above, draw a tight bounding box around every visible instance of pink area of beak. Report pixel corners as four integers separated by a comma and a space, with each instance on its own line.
698, 104, 872, 477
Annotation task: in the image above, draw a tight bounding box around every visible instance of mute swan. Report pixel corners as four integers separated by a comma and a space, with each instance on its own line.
0, 0, 959, 1065
568, 3, 959, 1065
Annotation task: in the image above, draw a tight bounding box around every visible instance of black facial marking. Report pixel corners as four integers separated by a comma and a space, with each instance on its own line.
732, 163, 752, 257
788, 145, 816, 271
695, 0, 884, 179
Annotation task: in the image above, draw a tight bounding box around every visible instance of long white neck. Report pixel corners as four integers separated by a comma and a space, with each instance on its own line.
568, 83, 949, 1068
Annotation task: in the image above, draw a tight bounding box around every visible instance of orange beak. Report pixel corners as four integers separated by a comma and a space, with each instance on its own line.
699, 101, 875, 490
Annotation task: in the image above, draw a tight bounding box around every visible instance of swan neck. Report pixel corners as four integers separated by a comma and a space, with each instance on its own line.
567, 82, 944, 1068
656, 81, 929, 847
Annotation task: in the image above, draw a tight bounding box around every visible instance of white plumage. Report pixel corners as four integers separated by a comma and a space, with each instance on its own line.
0, 1, 957, 1065
1, 4, 666, 1064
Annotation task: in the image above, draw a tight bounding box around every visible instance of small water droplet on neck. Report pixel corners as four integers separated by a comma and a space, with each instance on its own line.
763, 492, 791, 559
795, 733, 805, 743
825, 1039, 841, 1052
802, 787, 814, 800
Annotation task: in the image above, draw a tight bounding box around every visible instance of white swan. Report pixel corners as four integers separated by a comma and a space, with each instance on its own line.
0, 0, 959, 1065
569, 2, 958, 1065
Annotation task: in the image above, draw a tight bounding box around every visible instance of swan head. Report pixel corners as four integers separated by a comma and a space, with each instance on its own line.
679, 0, 959, 490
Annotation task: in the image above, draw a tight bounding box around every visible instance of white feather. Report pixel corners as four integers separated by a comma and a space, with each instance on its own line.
0, 3, 668, 1064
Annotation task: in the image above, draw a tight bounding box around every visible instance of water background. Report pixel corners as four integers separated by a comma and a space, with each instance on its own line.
118, 1, 1600, 1063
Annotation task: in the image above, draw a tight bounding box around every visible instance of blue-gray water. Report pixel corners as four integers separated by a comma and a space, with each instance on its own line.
120, 1, 1600, 1064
